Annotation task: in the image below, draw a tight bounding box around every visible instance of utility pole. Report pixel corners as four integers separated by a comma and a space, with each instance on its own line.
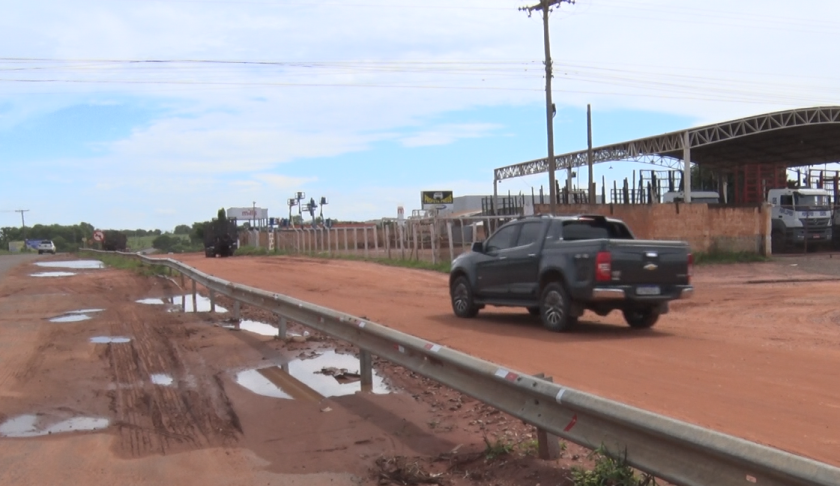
15, 209, 29, 240
587, 104, 594, 204
520, 0, 574, 215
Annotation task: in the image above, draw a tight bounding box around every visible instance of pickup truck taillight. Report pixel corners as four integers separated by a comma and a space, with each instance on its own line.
687, 253, 694, 283
595, 251, 611, 282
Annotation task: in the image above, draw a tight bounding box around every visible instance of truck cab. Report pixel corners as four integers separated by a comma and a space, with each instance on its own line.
768, 188, 832, 252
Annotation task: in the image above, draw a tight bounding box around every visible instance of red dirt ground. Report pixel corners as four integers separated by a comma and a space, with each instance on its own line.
2, 252, 839, 485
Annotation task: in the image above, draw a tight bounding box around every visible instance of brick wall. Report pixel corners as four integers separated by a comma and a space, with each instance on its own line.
533, 203, 770, 254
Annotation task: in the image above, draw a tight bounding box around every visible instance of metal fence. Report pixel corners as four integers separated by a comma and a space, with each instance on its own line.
84, 249, 840, 486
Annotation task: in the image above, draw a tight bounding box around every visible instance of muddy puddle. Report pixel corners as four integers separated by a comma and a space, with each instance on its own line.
137, 295, 227, 313
49, 309, 104, 323
90, 336, 131, 344
0, 414, 109, 438
34, 260, 104, 270
31, 272, 76, 278
235, 350, 390, 399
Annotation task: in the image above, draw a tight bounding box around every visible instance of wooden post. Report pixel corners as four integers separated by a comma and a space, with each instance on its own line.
353, 227, 358, 254
430, 223, 437, 265
363, 227, 369, 258
460, 218, 467, 251
447, 221, 455, 261
327, 227, 331, 256
412, 223, 419, 260
386, 224, 391, 259
399, 224, 406, 260
373, 225, 379, 254
180, 273, 186, 312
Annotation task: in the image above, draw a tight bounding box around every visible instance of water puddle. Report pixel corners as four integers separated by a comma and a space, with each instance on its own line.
166, 294, 227, 313
31, 272, 76, 278
34, 260, 104, 270
235, 350, 390, 399
151, 374, 174, 386
90, 336, 131, 344
49, 308, 104, 323
0, 414, 109, 437
239, 320, 279, 336
136, 298, 166, 305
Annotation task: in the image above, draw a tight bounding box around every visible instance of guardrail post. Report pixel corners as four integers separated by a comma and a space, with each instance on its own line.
191, 280, 197, 313
277, 316, 287, 339
534, 373, 562, 460
359, 349, 372, 392
209, 289, 216, 313
233, 300, 241, 330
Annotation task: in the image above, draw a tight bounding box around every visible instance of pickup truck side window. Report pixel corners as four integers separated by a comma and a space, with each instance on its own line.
514, 222, 543, 247
561, 220, 634, 241
485, 224, 518, 252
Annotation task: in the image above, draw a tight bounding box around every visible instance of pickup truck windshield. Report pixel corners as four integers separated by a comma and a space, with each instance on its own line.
558, 220, 634, 241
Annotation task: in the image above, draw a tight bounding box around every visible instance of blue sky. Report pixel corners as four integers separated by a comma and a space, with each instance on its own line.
2, 0, 840, 231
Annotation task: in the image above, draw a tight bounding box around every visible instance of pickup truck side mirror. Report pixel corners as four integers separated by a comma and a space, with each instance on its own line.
471, 241, 484, 253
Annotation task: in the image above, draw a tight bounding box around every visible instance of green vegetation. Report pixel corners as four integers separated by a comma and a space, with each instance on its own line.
572, 447, 656, 486
693, 251, 767, 265
89, 253, 169, 277
0, 222, 95, 253
482, 437, 515, 461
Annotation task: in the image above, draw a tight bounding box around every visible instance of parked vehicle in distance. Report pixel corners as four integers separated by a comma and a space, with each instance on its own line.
449, 214, 693, 332
37, 240, 56, 255
204, 213, 239, 258
767, 187, 833, 252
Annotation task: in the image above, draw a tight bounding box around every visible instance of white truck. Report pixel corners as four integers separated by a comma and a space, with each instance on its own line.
768, 187, 832, 252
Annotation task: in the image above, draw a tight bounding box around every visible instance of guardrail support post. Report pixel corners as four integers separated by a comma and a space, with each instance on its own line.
359, 349, 373, 392
209, 290, 216, 313
233, 300, 241, 330
534, 373, 562, 460
277, 316, 287, 340
191, 280, 197, 313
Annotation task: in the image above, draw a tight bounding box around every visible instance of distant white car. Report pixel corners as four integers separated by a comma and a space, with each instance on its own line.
37, 240, 56, 255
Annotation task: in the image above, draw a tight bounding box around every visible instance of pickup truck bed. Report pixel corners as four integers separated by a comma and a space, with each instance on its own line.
449, 214, 693, 331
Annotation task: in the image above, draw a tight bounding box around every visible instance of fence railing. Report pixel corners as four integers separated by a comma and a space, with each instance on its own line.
84, 249, 840, 486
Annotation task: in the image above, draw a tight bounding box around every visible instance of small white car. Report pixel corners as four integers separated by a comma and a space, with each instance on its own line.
37, 240, 56, 255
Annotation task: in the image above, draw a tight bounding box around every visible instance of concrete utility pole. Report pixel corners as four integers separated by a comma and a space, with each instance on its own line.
520, 0, 574, 216
587, 104, 594, 204
15, 209, 29, 240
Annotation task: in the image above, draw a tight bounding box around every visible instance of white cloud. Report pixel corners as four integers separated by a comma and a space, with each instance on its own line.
400, 123, 502, 147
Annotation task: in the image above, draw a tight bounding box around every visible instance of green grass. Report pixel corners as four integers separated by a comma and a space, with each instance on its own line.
482, 437, 515, 461
571, 447, 656, 486
127, 234, 190, 251
89, 253, 170, 277
693, 251, 768, 265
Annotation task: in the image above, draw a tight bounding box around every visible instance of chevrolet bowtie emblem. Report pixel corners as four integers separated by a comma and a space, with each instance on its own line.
643, 263, 658, 271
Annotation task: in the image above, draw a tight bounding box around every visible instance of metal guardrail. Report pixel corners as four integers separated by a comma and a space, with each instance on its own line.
85, 249, 840, 486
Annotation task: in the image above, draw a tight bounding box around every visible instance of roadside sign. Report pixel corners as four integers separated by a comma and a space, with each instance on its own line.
93, 230, 104, 242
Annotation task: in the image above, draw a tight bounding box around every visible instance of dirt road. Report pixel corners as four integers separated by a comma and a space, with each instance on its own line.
0, 255, 589, 486
168, 253, 840, 466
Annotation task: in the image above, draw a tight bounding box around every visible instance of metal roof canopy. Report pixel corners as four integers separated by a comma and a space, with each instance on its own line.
494, 106, 840, 185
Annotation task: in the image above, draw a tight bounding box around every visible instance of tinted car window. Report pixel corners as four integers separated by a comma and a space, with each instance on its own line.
515, 222, 543, 247
562, 220, 634, 241
485, 224, 518, 252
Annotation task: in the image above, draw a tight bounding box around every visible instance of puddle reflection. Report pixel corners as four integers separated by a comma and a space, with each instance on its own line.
35, 260, 104, 270
0, 414, 109, 437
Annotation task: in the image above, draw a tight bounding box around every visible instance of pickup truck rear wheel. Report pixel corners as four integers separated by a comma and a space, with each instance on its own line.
622, 308, 660, 329
540, 282, 574, 332
451, 276, 479, 318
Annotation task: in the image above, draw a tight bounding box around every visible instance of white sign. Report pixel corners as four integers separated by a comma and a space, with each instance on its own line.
523, 199, 535, 216
227, 207, 268, 220
397, 206, 405, 226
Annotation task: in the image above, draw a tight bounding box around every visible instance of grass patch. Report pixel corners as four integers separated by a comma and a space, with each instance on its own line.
572, 447, 656, 486
482, 437, 514, 461
89, 253, 169, 277
127, 234, 191, 251
693, 251, 768, 265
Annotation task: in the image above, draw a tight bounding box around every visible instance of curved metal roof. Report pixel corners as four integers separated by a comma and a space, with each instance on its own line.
494, 106, 840, 181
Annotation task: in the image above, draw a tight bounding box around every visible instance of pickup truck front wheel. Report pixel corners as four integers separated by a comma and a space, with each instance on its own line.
451, 276, 479, 318
540, 282, 575, 332
622, 308, 660, 329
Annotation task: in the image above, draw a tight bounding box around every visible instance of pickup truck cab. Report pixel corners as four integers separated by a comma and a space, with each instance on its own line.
37, 240, 57, 255
449, 214, 693, 332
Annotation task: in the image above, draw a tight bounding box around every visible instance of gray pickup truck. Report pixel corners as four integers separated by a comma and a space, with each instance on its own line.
449, 214, 693, 332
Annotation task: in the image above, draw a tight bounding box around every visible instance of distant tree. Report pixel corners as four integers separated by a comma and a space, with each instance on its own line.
174, 224, 191, 235
152, 234, 176, 251
217, 208, 227, 221
190, 221, 208, 243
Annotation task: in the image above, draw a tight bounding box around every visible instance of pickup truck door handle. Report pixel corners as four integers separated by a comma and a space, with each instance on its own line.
528, 254, 536, 257
499, 256, 508, 260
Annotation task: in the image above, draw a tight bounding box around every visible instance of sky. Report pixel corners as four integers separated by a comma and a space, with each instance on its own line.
2, 0, 840, 231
